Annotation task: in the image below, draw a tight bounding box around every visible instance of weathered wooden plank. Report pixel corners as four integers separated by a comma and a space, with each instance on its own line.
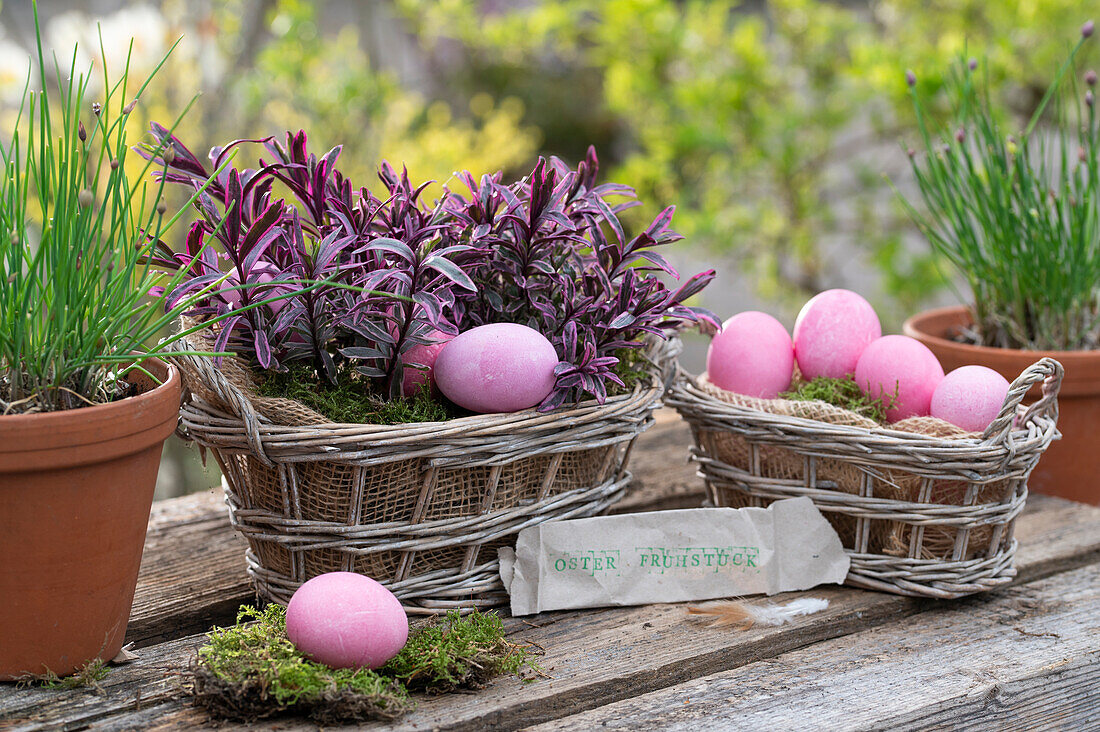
0, 634, 200, 731
529, 562, 1100, 732
10, 491, 1099, 732
6, 410, 1097, 730
122, 483, 1100, 655
125, 491, 253, 648
1011, 491, 1100, 582
134, 494, 1100, 732
613, 410, 704, 514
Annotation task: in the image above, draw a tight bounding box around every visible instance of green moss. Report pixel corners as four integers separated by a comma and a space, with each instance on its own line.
382, 610, 535, 693
255, 345, 658, 420
192, 605, 410, 723
256, 363, 454, 424
611, 346, 655, 395
190, 604, 539, 724
16, 658, 110, 691
780, 375, 897, 423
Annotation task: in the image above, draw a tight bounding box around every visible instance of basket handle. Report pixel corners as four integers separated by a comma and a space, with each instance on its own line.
166, 335, 274, 466
980, 357, 1063, 444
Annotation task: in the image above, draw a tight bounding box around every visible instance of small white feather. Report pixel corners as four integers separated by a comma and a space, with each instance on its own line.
742, 597, 830, 626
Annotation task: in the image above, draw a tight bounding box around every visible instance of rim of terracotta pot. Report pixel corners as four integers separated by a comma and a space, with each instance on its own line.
903, 305, 1100, 395
0, 359, 181, 471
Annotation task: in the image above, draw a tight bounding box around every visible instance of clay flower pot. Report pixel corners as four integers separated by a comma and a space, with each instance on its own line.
904, 306, 1100, 506
0, 360, 181, 680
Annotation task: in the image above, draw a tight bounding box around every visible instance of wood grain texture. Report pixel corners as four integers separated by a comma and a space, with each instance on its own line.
3, 411, 1098, 731
529, 562, 1100, 732
125, 490, 253, 648
0, 634, 201, 731
5, 493, 1097, 732
613, 410, 705, 514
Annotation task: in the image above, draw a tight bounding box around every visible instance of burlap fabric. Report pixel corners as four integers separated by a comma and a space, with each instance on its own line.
171, 325, 677, 613
694, 374, 992, 557
667, 360, 1063, 599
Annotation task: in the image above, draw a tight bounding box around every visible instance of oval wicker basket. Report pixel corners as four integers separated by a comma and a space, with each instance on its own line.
666, 357, 1063, 599
170, 336, 678, 614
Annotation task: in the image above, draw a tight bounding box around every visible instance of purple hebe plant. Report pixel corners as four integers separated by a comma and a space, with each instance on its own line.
139, 127, 464, 396
445, 147, 717, 409
141, 127, 715, 411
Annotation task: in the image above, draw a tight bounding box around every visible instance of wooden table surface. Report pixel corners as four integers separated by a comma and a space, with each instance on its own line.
2, 411, 1100, 731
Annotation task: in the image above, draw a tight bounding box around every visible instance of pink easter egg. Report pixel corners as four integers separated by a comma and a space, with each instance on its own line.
793, 289, 882, 379
255, 270, 286, 315
706, 311, 794, 398
400, 330, 454, 397
855, 335, 945, 422
434, 323, 559, 413
930, 365, 1011, 433
286, 572, 409, 670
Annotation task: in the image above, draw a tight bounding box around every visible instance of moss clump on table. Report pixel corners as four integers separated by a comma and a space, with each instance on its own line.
780, 375, 896, 423
381, 608, 534, 693
189, 604, 538, 724
16, 658, 110, 691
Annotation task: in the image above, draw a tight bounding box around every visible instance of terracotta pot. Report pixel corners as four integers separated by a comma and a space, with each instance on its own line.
0, 361, 181, 680
904, 306, 1100, 505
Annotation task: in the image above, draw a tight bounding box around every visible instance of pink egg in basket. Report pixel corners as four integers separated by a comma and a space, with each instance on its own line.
793, 289, 881, 379
855, 335, 945, 422
706, 311, 794, 399
931, 365, 1011, 433
434, 323, 560, 413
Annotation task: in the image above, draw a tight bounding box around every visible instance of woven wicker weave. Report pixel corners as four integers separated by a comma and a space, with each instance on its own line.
170, 335, 678, 614
666, 358, 1063, 599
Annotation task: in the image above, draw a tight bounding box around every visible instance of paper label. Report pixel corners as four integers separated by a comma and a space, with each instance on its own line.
499, 497, 849, 616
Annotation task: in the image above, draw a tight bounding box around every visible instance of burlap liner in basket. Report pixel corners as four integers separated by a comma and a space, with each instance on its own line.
170, 327, 678, 614
667, 360, 1063, 599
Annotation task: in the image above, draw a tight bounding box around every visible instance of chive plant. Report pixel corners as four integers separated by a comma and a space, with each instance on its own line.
0, 6, 221, 414
901, 21, 1099, 351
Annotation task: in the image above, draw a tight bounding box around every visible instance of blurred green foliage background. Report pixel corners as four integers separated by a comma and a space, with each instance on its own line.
0, 0, 1094, 497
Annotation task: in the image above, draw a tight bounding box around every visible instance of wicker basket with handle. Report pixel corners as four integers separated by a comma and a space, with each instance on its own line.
170, 335, 678, 614
666, 357, 1062, 599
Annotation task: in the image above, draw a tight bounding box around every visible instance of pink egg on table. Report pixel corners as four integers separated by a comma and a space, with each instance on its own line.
286, 572, 408, 670
854, 335, 945, 422
400, 330, 454, 397
930, 365, 1011, 433
793, 289, 882, 379
434, 323, 560, 413
706, 311, 794, 399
